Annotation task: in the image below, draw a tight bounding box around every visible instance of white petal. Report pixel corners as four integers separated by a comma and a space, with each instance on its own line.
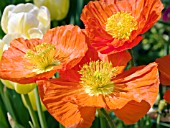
37, 6, 50, 34
38, 6, 50, 28
8, 12, 39, 37
28, 28, 43, 39
1, 5, 15, 33
12, 3, 37, 13
7, 13, 25, 34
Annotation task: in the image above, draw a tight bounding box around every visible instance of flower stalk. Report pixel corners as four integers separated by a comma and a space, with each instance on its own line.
0, 81, 17, 121
99, 108, 116, 128
34, 86, 47, 128
22, 94, 40, 128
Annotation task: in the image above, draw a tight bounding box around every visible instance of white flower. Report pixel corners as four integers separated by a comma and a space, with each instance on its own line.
1, 3, 50, 39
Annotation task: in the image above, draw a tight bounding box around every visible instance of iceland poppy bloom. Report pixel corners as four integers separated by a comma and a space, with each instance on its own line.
81, 0, 163, 54
38, 45, 159, 128
156, 55, 170, 103
0, 25, 88, 84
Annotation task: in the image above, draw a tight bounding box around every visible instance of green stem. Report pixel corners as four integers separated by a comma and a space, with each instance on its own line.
0, 81, 17, 121
22, 94, 40, 128
156, 113, 161, 128
128, 49, 136, 67
0, 101, 9, 128
34, 86, 47, 128
99, 108, 115, 128
99, 116, 106, 128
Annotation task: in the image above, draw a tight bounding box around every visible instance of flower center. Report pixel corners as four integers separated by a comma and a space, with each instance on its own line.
106, 12, 138, 40
79, 61, 117, 96
25, 43, 60, 74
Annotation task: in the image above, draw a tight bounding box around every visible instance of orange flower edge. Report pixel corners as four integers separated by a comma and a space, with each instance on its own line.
0, 25, 88, 84
38, 79, 96, 128
163, 89, 170, 103
156, 54, 170, 85
114, 100, 150, 124
81, 0, 163, 54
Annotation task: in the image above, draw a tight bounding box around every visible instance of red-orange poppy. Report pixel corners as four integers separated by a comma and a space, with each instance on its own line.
81, 0, 163, 54
163, 89, 170, 103
156, 55, 170, 103
38, 46, 159, 127
0, 25, 88, 84
156, 54, 170, 85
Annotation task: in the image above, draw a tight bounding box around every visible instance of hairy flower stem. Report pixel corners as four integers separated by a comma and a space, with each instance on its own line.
34, 86, 47, 128
22, 94, 40, 128
128, 49, 136, 67
99, 108, 116, 128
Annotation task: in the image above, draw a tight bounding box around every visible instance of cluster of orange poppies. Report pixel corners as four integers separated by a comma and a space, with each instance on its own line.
0, 0, 168, 127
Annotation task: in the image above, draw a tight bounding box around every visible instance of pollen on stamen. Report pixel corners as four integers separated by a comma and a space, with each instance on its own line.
25, 43, 60, 74
79, 60, 118, 96
106, 11, 138, 40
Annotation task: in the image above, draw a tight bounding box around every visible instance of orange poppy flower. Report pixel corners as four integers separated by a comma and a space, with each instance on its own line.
156, 54, 170, 85
81, 0, 163, 54
38, 46, 159, 128
0, 25, 88, 84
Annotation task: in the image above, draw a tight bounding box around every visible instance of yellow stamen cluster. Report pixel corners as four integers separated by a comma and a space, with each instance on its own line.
106, 12, 138, 40
79, 60, 117, 96
25, 43, 60, 74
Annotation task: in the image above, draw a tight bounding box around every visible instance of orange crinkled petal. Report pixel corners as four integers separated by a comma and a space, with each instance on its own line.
42, 25, 88, 69
105, 62, 159, 110
163, 89, 170, 103
99, 50, 131, 74
156, 54, 170, 85
114, 100, 150, 124
0, 25, 88, 84
38, 79, 96, 128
